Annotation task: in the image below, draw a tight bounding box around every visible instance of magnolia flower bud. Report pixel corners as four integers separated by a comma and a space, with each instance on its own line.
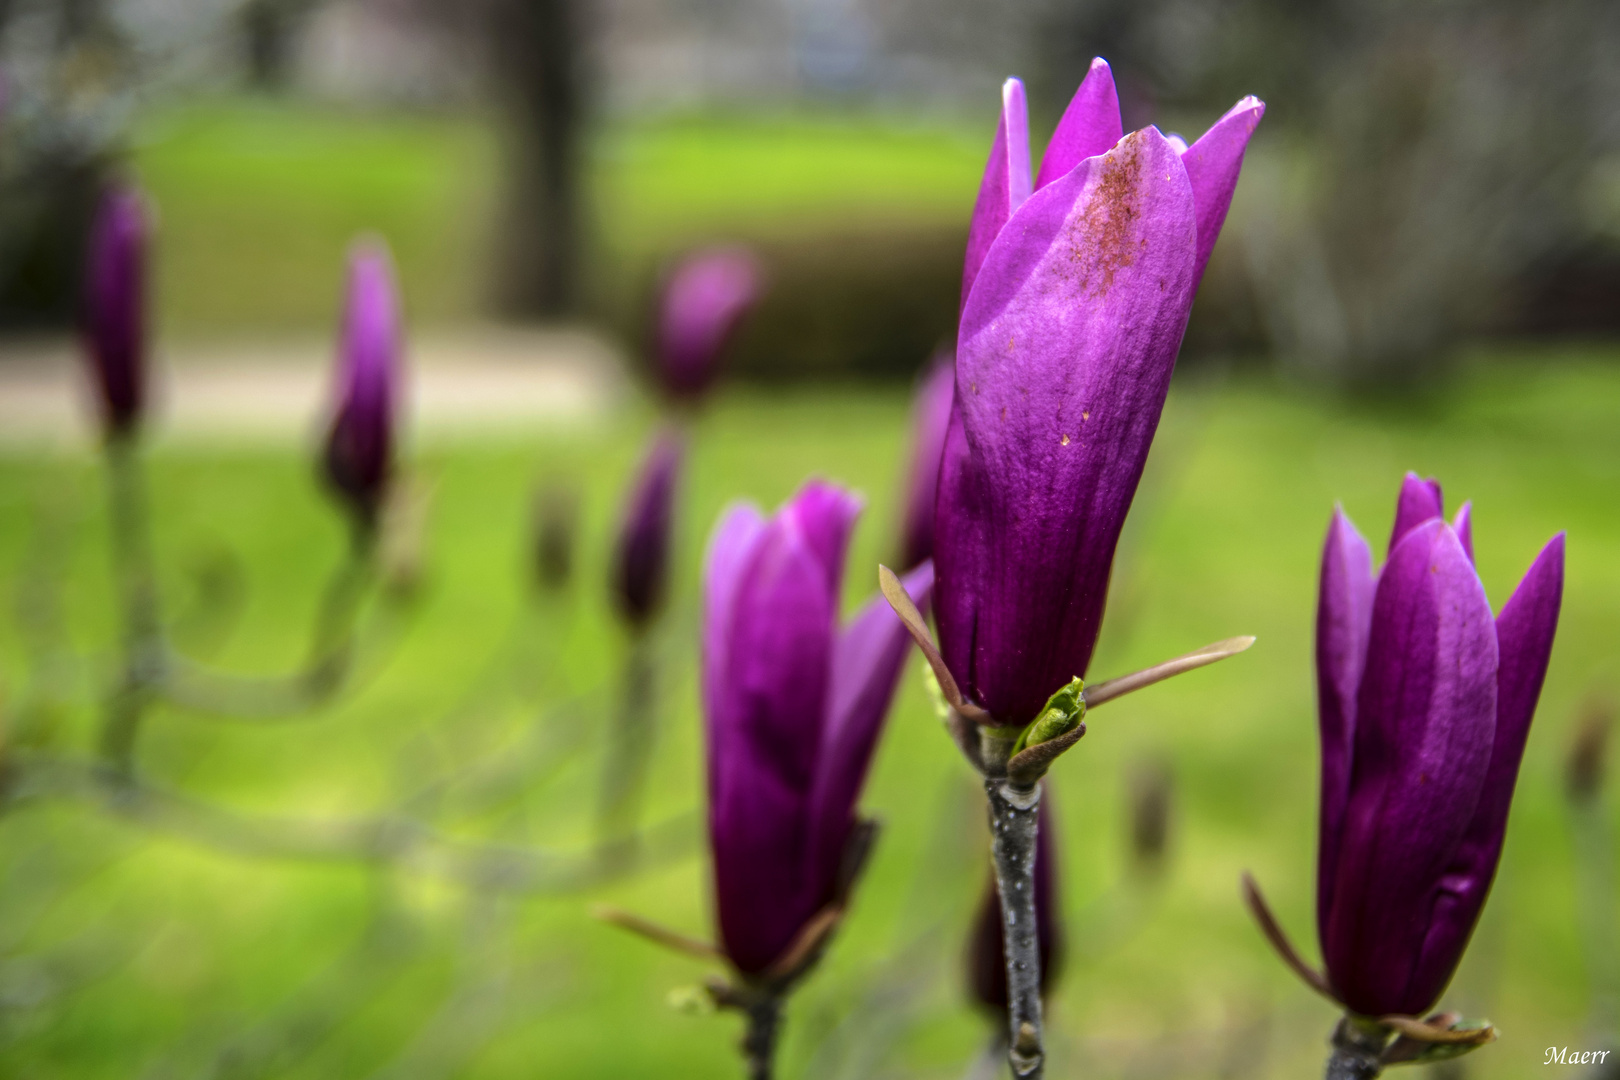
935, 63, 1263, 727
83, 184, 149, 437
322, 242, 401, 529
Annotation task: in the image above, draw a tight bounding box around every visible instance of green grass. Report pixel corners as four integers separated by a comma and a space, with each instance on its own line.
131, 101, 987, 335
0, 351, 1615, 1077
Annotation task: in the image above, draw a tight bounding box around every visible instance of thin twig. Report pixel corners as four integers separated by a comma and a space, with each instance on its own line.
0, 753, 694, 896
160, 553, 407, 721
100, 435, 165, 773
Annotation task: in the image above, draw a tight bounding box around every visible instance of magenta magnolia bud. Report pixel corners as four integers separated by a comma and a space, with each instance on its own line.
656, 246, 762, 401
704, 481, 932, 975
935, 60, 1264, 725
1315, 473, 1563, 1016
83, 184, 149, 437
323, 242, 401, 527
968, 787, 1062, 1014
611, 428, 684, 628
899, 353, 954, 570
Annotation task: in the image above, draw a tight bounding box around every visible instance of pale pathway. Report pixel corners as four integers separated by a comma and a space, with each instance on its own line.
0, 325, 629, 449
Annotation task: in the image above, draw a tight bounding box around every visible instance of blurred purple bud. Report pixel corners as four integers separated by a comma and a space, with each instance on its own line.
1567, 698, 1612, 806
899, 352, 955, 569
1315, 474, 1563, 1017
323, 241, 401, 528
935, 65, 1264, 725
656, 246, 763, 401
611, 428, 684, 627
533, 481, 581, 593
1128, 757, 1174, 874
969, 786, 1062, 1014
83, 184, 149, 437
704, 481, 932, 975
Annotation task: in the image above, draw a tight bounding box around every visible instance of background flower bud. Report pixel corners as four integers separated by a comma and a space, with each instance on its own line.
655, 246, 762, 402
82, 183, 149, 437
322, 241, 401, 529
611, 428, 684, 628
704, 481, 932, 975
532, 480, 581, 594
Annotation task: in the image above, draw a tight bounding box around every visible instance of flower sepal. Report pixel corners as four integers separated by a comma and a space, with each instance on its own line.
1378, 1013, 1497, 1067
595, 818, 882, 998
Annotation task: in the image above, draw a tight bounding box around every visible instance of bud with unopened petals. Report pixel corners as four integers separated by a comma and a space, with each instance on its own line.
611, 428, 684, 628
1313, 474, 1563, 1018
655, 246, 762, 402
704, 481, 932, 977
83, 184, 149, 438
323, 242, 401, 530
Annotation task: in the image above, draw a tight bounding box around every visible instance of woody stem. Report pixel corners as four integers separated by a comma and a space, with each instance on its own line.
986, 776, 1044, 1079
1325, 1017, 1386, 1080
100, 434, 163, 775
741, 994, 782, 1080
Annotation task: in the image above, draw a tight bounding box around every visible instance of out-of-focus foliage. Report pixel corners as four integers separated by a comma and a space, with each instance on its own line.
0, 356, 1614, 1076
1035, 0, 1620, 391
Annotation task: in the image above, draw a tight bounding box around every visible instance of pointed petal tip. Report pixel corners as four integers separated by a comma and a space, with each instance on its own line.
1088, 56, 1111, 73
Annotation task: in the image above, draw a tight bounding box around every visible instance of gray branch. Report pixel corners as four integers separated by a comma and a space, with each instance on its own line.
984, 776, 1044, 1079
0, 753, 695, 896
1325, 1018, 1386, 1080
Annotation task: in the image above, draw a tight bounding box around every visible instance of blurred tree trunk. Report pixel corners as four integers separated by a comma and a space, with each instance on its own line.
0, 0, 124, 330
240, 0, 319, 91
1030, 0, 1614, 395
485, 0, 586, 318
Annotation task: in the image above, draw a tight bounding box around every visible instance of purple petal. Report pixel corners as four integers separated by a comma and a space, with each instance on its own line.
900, 354, 956, 569
1032, 58, 1123, 192
1315, 507, 1376, 933
656, 246, 763, 401
961, 78, 1032, 313
702, 503, 768, 741
83, 184, 148, 435
936, 127, 1198, 724
806, 561, 934, 899
1404, 532, 1563, 1009
1322, 520, 1497, 1016
1177, 95, 1265, 288
324, 242, 402, 523
611, 428, 685, 627
1388, 472, 1444, 556
704, 503, 841, 973
1452, 502, 1474, 564
784, 479, 863, 602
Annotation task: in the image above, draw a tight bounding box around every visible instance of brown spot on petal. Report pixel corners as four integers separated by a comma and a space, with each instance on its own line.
1082, 410, 1090, 421
1071, 131, 1147, 298
1060, 433, 1070, 445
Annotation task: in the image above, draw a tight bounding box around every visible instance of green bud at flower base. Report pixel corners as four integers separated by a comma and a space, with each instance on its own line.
1014, 678, 1085, 755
